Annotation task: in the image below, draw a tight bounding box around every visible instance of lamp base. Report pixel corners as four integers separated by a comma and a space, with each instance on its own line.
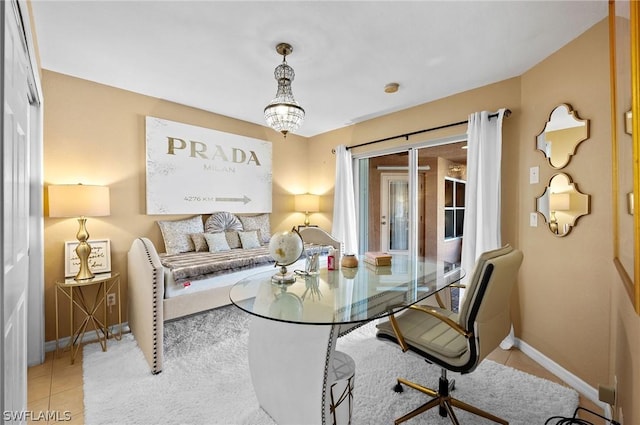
74, 218, 94, 281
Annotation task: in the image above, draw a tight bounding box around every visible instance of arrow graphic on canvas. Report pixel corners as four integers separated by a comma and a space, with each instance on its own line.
216, 195, 251, 204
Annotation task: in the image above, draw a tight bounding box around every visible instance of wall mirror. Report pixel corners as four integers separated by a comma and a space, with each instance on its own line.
610, 0, 639, 313
536, 173, 590, 237
536, 104, 589, 169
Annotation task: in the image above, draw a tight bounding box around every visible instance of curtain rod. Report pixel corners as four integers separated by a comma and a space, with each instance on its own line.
342, 108, 511, 151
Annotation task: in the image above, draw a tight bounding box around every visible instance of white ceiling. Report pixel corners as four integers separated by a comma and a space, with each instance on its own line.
30, 0, 608, 137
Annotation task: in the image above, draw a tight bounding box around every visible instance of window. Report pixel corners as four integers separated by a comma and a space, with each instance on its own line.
444, 177, 465, 239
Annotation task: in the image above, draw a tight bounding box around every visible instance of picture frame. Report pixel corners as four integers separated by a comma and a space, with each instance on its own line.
610, 0, 640, 313
64, 239, 112, 277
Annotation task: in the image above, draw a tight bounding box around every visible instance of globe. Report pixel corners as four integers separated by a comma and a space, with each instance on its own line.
269, 229, 304, 284
268, 230, 304, 266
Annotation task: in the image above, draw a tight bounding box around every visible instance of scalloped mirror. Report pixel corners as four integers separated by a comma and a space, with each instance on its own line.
536, 173, 590, 237
536, 104, 589, 169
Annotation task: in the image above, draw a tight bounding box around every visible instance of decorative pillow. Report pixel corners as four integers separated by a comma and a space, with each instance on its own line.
205, 211, 243, 233
238, 214, 271, 243
190, 233, 209, 252
203, 232, 231, 252
157, 215, 204, 255
224, 230, 242, 249
238, 230, 262, 249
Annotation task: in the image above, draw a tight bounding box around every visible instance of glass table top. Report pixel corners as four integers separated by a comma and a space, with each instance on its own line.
229, 255, 464, 326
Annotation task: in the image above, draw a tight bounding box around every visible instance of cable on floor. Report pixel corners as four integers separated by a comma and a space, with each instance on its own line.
545, 406, 620, 425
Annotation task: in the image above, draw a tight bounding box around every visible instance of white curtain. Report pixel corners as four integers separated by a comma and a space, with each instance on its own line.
459, 108, 513, 348
332, 145, 359, 255
460, 109, 506, 296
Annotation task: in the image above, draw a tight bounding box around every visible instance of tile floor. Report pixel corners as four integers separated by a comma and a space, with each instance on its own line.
28, 339, 606, 425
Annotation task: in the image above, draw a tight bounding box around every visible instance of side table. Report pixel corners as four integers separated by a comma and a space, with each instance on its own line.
55, 272, 122, 364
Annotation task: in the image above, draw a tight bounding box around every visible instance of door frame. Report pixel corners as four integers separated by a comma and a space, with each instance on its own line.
380, 172, 409, 253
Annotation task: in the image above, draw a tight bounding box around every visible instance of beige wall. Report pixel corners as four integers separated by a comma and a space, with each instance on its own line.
518, 18, 612, 390
41, 16, 640, 422
42, 71, 310, 340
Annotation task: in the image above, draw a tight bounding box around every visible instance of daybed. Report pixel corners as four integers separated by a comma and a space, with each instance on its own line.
127, 212, 341, 374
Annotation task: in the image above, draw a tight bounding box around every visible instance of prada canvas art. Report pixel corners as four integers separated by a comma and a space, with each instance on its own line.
145, 116, 272, 214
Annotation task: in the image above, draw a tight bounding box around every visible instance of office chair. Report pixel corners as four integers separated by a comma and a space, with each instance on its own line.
376, 245, 523, 425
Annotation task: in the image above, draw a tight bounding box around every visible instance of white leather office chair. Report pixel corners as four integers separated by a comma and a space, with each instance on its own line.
376, 245, 523, 424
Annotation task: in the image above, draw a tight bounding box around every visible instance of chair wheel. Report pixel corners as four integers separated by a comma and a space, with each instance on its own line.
393, 383, 404, 393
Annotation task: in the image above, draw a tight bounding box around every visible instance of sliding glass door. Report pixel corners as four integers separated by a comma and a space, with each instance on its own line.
354, 138, 467, 265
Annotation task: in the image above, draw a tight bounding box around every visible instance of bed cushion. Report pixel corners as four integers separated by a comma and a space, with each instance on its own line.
238, 230, 261, 249
160, 247, 275, 284
160, 243, 331, 285
238, 214, 271, 243
157, 215, 204, 255
204, 233, 231, 252
205, 211, 243, 233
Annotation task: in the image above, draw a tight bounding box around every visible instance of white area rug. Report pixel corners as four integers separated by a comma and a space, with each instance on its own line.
84, 306, 578, 425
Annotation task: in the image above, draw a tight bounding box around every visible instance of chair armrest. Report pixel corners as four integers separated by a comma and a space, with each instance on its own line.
434, 292, 446, 308
388, 313, 410, 352
408, 305, 472, 337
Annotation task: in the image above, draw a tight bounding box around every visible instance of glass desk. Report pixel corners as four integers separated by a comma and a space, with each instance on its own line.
230, 255, 463, 425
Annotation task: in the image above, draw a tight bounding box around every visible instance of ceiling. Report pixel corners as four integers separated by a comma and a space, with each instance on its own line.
30, 1, 608, 138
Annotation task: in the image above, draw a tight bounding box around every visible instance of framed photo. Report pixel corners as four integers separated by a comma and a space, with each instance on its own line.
65, 239, 112, 277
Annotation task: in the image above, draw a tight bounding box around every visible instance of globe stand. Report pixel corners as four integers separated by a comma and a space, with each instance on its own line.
272, 264, 297, 285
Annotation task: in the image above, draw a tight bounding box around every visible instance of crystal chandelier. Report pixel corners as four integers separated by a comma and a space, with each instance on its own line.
264, 43, 305, 137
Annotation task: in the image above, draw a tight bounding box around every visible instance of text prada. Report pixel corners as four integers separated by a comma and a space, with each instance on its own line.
167, 137, 262, 166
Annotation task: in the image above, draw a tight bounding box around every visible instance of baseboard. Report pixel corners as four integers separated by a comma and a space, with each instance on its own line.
514, 337, 613, 420
44, 322, 130, 353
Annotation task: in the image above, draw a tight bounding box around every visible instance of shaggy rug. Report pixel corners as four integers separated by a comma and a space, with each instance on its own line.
84, 306, 578, 424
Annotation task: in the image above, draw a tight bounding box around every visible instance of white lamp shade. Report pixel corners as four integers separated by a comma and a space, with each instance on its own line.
549, 193, 570, 211
294, 194, 320, 213
48, 184, 111, 217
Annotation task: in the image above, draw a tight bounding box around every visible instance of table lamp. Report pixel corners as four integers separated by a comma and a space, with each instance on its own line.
549, 193, 570, 234
48, 184, 110, 280
294, 193, 319, 226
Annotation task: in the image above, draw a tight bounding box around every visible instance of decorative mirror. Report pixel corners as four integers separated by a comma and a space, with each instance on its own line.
536, 104, 589, 169
536, 173, 590, 237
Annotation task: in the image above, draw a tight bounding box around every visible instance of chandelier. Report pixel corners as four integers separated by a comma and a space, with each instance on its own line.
264, 43, 305, 137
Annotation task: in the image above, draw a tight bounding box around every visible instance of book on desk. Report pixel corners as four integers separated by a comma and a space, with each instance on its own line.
363, 251, 392, 266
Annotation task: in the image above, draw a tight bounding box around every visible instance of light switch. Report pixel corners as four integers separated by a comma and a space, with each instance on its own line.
529, 212, 538, 227
529, 166, 539, 184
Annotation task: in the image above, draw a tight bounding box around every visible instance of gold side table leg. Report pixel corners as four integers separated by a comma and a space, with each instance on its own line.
69, 286, 75, 364
55, 285, 60, 357
56, 273, 122, 365
115, 277, 122, 340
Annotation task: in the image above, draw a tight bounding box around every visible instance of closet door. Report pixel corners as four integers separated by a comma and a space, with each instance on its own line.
2, 0, 32, 417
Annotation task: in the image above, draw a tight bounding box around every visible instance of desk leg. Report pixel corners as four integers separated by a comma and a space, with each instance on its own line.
248, 317, 354, 425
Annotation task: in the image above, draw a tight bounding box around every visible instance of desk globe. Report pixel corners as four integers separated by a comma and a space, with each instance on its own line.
268, 228, 304, 284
